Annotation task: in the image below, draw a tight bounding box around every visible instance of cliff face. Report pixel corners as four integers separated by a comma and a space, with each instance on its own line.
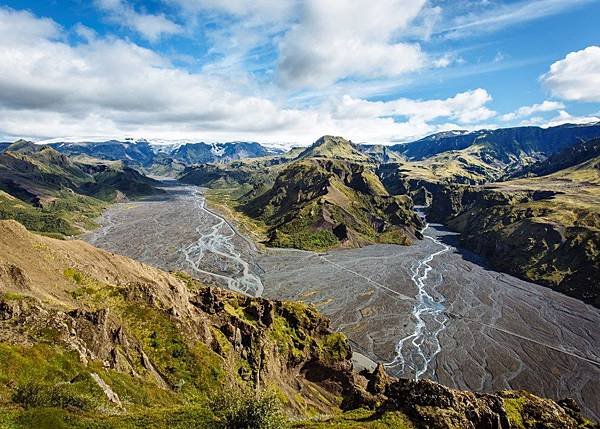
424, 183, 600, 307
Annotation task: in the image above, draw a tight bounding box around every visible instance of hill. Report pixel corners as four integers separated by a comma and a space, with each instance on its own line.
240, 137, 424, 251
424, 152, 600, 306
0, 141, 163, 237
0, 219, 595, 428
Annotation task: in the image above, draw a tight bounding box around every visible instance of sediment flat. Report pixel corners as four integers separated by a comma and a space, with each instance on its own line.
83, 183, 600, 420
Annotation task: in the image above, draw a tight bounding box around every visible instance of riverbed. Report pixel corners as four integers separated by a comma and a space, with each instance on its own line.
83, 183, 600, 420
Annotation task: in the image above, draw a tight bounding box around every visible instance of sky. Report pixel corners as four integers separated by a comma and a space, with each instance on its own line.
0, 0, 599, 146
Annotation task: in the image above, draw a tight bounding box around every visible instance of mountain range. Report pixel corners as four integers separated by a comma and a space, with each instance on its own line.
178, 123, 600, 307
0, 123, 600, 426
49, 140, 280, 171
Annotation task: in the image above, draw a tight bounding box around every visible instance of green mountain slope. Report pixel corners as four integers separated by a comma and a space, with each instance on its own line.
241, 143, 424, 251
425, 153, 600, 306
0, 141, 163, 237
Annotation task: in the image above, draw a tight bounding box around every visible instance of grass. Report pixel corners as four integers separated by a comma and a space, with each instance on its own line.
502, 397, 526, 429
0, 191, 106, 237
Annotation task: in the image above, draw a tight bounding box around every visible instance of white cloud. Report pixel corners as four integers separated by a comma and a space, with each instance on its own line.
541, 46, 600, 102
440, 0, 593, 38
331, 89, 496, 124
95, 0, 183, 41
0, 6, 498, 145
169, 0, 295, 21
276, 0, 427, 88
519, 110, 599, 127
500, 100, 565, 121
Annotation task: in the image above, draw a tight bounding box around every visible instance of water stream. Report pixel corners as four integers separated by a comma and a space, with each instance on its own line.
182, 189, 264, 297
385, 208, 451, 379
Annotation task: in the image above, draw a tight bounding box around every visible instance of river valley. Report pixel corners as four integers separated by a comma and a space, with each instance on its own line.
83, 182, 600, 420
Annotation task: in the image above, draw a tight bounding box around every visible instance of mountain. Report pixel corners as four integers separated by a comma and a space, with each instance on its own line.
392, 123, 600, 160
296, 135, 370, 162
389, 123, 600, 177
50, 140, 156, 167
357, 143, 405, 163
49, 140, 275, 175
170, 141, 270, 164
240, 137, 424, 251
510, 137, 600, 178
0, 219, 595, 428
424, 151, 600, 306
0, 141, 163, 237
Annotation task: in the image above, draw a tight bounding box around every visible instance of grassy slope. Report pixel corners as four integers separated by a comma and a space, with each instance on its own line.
0, 142, 162, 237
0, 219, 356, 427
445, 155, 600, 305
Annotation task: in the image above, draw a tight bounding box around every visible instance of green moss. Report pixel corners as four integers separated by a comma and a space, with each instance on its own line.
268, 315, 308, 360
502, 397, 526, 429
172, 272, 204, 291
223, 302, 258, 326
317, 333, 350, 363
120, 303, 226, 395
293, 408, 415, 428
0, 292, 26, 301
0, 343, 109, 410
1, 405, 215, 429
63, 268, 84, 285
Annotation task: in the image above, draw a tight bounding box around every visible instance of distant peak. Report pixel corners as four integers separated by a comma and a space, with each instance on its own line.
312, 135, 352, 147
297, 136, 368, 161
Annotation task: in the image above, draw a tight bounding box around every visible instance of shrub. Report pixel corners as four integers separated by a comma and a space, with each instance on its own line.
212, 390, 286, 429
12, 381, 95, 411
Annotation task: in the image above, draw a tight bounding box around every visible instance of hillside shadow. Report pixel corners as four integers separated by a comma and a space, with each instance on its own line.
429, 222, 494, 270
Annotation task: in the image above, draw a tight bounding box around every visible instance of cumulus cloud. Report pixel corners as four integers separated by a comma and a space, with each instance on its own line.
541, 46, 600, 102
0, 6, 498, 145
500, 100, 565, 121
331, 89, 496, 124
277, 0, 427, 88
95, 0, 183, 41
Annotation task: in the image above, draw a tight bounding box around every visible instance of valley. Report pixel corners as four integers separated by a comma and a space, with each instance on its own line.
84, 181, 264, 297
84, 181, 600, 421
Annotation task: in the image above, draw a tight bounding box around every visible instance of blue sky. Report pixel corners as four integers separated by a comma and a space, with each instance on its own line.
0, 0, 599, 145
